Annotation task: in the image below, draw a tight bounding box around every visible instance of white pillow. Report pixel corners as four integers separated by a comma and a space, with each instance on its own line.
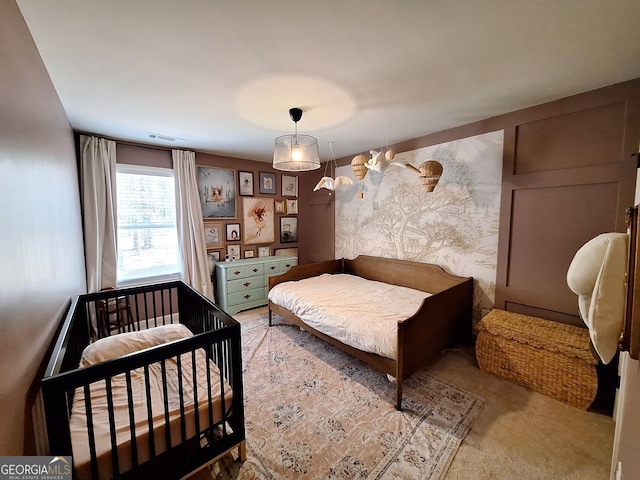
567, 233, 622, 296
567, 232, 628, 364
80, 323, 193, 367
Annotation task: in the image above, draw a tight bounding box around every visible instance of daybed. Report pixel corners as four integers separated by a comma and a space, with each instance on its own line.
267, 255, 473, 409
41, 281, 245, 480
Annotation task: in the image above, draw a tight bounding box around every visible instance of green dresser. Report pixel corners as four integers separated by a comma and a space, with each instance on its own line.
215, 255, 298, 315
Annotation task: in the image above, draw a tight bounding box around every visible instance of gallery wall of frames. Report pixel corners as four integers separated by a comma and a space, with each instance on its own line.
198, 166, 299, 268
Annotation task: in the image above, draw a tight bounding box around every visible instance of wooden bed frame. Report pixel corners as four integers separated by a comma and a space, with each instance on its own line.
268, 255, 473, 409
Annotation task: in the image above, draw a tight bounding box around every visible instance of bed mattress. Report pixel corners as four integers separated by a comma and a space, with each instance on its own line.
70, 324, 233, 480
268, 273, 431, 359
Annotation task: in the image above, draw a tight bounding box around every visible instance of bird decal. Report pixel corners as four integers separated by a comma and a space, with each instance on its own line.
364, 150, 387, 172
313, 176, 353, 191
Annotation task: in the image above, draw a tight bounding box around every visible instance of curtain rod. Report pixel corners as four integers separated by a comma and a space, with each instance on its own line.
76, 131, 174, 153
117, 141, 173, 153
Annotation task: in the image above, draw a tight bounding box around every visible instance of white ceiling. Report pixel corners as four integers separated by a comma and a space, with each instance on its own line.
16, 0, 640, 163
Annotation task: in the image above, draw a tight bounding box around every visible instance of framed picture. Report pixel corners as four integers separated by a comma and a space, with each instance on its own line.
244, 249, 255, 258
286, 199, 298, 215
197, 166, 237, 219
274, 199, 286, 214
259, 172, 276, 194
282, 174, 298, 197
227, 244, 240, 258
274, 247, 298, 257
258, 246, 271, 257
203, 221, 224, 248
206, 251, 221, 276
242, 197, 275, 245
238, 171, 254, 196
226, 223, 241, 242
280, 216, 298, 243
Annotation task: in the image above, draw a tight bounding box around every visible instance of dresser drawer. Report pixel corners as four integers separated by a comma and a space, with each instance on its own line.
215, 255, 297, 314
228, 287, 265, 307
225, 263, 265, 280
263, 261, 282, 276
264, 258, 298, 276
279, 258, 297, 271
228, 275, 266, 294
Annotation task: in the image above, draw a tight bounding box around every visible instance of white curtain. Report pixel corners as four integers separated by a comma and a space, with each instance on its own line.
172, 150, 214, 300
80, 135, 117, 293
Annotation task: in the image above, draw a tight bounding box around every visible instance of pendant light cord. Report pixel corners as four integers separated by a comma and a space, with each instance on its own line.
385, 121, 390, 154
329, 141, 337, 178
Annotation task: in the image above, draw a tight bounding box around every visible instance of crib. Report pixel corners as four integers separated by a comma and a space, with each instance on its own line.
41, 281, 245, 480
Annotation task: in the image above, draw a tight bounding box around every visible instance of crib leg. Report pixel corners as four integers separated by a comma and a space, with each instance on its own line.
238, 440, 247, 462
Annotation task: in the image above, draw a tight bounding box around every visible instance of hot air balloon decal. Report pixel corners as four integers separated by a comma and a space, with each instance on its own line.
391, 159, 443, 192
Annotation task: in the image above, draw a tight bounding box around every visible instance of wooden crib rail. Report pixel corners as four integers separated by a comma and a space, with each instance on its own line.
41, 281, 245, 480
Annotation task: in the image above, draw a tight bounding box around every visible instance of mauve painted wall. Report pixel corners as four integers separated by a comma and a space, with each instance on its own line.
0, 1, 86, 454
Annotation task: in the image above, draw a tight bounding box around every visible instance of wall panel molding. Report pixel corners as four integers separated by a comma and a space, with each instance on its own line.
496, 96, 639, 323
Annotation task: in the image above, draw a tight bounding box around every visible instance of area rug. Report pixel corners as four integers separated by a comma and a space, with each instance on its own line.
212, 314, 484, 480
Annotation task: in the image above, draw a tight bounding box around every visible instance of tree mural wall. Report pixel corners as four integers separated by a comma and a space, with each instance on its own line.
334, 131, 503, 321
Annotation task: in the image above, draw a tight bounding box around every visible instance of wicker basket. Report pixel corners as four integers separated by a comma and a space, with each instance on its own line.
475, 309, 599, 409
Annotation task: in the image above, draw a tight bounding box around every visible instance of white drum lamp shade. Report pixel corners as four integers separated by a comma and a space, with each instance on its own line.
273, 108, 320, 171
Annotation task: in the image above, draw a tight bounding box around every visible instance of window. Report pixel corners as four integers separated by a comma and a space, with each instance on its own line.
116, 164, 181, 284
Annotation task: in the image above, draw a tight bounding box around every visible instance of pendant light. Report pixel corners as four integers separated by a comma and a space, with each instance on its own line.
273, 107, 321, 171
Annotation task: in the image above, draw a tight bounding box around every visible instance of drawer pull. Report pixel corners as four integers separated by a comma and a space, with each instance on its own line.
233, 271, 241, 276
252, 268, 259, 272
270, 266, 276, 270
243, 294, 251, 299
243, 282, 251, 287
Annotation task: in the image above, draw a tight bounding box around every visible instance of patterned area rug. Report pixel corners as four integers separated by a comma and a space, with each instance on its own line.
212, 315, 484, 480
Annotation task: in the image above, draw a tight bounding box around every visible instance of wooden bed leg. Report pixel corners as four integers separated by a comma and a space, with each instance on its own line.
395, 369, 404, 411
268, 308, 272, 327
238, 440, 247, 462
396, 381, 403, 411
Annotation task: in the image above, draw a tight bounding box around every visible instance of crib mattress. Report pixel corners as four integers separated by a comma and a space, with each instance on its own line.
70, 325, 233, 480
268, 273, 431, 359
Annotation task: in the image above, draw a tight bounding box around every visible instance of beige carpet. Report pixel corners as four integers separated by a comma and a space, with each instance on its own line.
193, 307, 614, 480
428, 346, 614, 480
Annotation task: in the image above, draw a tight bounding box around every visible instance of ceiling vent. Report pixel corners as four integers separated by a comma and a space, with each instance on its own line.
148, 133, 184, 142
